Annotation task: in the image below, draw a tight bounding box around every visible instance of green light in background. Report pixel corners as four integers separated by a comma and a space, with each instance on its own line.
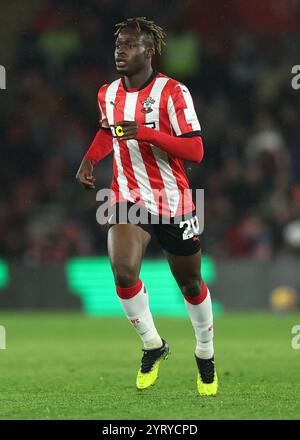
201, 255, 216, 285
66, 256, 218, 317
0, 259, 9, 289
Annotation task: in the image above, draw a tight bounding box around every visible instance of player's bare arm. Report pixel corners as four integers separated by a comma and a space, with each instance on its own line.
76, 127, 114, 190
76, 157, 96, 190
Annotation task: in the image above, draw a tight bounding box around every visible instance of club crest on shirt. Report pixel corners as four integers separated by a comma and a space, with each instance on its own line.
141, 97, 155, 113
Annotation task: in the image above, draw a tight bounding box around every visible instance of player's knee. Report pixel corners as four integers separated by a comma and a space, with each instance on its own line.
181, 278, 202, 297
113, 263, 139, 288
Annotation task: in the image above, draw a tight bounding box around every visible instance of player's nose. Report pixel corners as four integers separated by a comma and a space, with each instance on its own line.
116, 49, 127, 59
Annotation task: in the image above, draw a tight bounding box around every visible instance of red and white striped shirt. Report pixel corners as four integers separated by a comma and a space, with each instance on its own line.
98, 71, 202, 217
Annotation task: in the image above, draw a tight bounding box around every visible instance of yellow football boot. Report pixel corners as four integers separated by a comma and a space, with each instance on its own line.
136, 339, 169, 390
195, 355, 218, 396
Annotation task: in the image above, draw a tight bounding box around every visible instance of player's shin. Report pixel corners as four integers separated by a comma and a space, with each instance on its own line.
116, 279, 162, 349
183, 281, 214, 359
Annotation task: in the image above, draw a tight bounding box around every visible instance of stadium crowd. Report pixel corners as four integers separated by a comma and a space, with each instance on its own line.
1, 0, 300, 262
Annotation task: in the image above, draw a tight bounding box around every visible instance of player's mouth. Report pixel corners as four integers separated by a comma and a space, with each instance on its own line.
115, 59, 127, 68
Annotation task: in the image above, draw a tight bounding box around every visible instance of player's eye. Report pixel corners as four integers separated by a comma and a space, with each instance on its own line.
115, 42, 136, 50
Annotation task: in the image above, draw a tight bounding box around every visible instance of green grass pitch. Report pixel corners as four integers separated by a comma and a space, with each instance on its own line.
0, 311, 300, 419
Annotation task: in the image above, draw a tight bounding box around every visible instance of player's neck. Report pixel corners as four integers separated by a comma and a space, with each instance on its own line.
124, 66, 154, 90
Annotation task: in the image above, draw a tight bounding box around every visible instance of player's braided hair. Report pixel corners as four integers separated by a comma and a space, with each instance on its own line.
114, 17, 166, 55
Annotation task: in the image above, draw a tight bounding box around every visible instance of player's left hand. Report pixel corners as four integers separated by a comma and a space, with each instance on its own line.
115, 120, 139, 140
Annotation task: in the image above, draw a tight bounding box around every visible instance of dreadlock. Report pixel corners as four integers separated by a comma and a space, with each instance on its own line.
114, 17, 166, 55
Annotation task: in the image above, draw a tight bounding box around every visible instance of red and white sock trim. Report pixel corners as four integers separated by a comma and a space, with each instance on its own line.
184, 281, 208, 305
116, 279, 143, 299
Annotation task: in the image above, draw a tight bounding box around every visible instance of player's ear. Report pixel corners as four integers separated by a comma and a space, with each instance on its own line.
146, 47, 155, 58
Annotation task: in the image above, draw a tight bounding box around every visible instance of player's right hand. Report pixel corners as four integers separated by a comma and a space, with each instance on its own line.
76, 157, 96, 190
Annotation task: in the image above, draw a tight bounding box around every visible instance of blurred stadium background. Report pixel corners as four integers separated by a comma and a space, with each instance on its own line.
1, 0, 300, 313
0, 0, 300, 420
